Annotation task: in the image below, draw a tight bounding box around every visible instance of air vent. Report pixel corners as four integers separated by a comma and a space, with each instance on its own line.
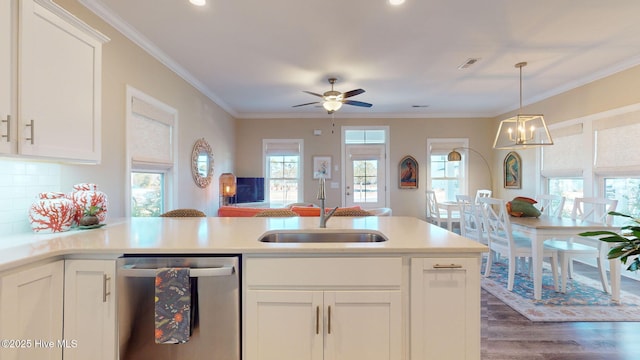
458, 58, 480, 69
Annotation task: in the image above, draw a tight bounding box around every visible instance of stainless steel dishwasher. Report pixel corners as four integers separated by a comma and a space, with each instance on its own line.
117, 255, 240, 360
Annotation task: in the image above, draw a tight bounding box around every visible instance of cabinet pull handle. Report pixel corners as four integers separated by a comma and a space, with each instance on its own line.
26, 119, 34, 144
1, 115, 9, 142
433, 264, 463, 269
315, 306, 319, 334
103, 274, 111, 302
327, 305, 332, 334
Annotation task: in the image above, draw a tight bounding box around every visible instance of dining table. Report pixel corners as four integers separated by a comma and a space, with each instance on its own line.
509, 215, 621, 302
439, 201, 461, 231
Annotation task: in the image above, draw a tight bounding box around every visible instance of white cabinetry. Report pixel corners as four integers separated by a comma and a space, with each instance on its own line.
63, 259, 116, 360
0, 0, 108, 162
244, 257, 403, 360
411, 257, 481, 360
0, 260, 64, 360
0, 0, 14, 154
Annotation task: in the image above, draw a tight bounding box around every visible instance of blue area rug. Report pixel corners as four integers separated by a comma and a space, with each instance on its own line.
481, 261, 640, 321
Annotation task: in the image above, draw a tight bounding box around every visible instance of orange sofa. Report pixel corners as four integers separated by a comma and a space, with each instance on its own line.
217, 205, 366, 217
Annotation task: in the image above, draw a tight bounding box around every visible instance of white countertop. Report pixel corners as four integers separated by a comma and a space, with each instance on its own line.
0, 216, 487, 271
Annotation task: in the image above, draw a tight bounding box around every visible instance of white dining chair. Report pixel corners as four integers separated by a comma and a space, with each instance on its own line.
535, 194, 566, 218
457, 195, 485, 244
544, 197, 617, 293
474, 189, 492, 204
458, 195, 489, 275
478, 197, 559, 292
426, 190, 460, 231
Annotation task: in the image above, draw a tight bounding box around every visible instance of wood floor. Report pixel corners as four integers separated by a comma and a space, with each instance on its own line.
481, 263, 640, 359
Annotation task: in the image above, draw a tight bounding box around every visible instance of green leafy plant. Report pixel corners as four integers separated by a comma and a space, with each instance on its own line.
84, 205, 102, 216
79, 206, 102, 226
579, 211, 640, 272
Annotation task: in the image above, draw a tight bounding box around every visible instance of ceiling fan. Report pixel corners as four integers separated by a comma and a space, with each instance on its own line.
292, 78, 373, 114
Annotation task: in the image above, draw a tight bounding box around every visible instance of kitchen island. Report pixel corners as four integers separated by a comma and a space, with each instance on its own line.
0, 216, 487, 360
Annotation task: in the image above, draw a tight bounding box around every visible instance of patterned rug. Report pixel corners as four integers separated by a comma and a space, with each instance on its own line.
481, 261, 640, 322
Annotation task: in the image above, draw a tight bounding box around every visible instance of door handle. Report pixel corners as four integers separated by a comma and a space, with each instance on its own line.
119, 265, 235, 278
26, 119, 34, 144
433, 263, 463, 269
315, 306, 320, 335
1, 115, 9, 142
103, 274, 111, 302
327, 305, 332, 334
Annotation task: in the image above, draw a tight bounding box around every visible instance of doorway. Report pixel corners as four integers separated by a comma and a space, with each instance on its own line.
342, 127, 389, 209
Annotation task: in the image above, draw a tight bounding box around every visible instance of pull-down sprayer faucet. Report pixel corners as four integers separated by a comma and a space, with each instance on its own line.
316, 177, 338, 228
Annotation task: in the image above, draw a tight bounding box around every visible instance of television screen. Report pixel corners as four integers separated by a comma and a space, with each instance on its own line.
236, 177, 265, 203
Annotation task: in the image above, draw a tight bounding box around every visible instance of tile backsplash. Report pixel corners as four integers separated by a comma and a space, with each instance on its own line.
0, 159, 61, 236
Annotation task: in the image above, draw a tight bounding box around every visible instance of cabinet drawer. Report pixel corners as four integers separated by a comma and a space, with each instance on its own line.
245, 257, 402, 287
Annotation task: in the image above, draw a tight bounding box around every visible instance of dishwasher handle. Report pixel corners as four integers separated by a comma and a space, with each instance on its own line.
119, 265, 235, 278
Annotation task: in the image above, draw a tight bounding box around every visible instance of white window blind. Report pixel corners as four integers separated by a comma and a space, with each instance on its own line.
264, 140, 301, 155
347, 145, 385, 160
594, 109, 640, 172
130, 96, 175, 167
541, 123, 584, 177
429, 141, 463, 155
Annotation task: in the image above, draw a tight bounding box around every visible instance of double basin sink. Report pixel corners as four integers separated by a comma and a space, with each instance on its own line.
259, 230, 388, 243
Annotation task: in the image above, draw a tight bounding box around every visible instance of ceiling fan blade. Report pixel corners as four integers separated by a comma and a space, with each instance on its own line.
343, 89, 365, 99
292, 101, 320, 108
344, 100, 373, 108
302, 91, 324, 98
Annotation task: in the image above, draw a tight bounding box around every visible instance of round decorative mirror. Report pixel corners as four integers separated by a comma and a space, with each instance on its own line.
191, 138, 214, 188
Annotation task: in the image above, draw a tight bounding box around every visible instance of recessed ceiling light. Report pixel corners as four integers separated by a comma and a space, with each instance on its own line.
389, 0, 405, 5
190, 0, 206, 6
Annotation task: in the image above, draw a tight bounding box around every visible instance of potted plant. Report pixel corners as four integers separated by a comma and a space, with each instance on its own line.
579, 211, 640, 272
79, 205, 102, 227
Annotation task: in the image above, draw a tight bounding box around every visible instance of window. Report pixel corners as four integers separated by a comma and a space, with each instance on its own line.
126, 86, 177, 217
547, 177, 584, 218
604, 177, 640, 224
427, 139, 465, 202
131, 172, 164, 216
263, 139, 303, 207
541, 105, 640, 221
353, 159, 378, 203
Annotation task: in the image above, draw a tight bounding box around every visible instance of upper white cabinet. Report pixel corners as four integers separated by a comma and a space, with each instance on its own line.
0, 0, 108, 162
0, 260, 64, 360
0, 0, 13, 154
63, 259, 116, 360
244, 257, 403, 360
411, 257, 481, 360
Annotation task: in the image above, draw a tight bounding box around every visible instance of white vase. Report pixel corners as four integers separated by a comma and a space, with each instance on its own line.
29, 192, 75, 233
70, 183, 108, 225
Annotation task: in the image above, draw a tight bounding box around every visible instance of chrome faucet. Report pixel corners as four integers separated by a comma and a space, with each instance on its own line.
317, 177, 338, 228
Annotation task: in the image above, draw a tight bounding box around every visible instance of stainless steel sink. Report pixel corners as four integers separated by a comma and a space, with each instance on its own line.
259, 230, 388, 243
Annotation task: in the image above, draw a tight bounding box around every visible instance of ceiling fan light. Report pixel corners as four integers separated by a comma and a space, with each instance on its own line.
323, 100, 343, 112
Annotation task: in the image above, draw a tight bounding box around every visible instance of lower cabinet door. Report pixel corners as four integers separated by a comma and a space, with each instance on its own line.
245, 290, 324, 360
63, 259, 116, 360
245, 290, 402, 360
411, 257, 481, 360
0, 260, 64, 360
324, 290, 402, 360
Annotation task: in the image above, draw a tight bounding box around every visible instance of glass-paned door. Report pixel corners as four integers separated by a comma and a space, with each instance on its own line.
345, 144, 386, 208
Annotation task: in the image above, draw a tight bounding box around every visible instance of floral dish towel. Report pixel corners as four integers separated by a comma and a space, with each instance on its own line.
155, 267, 191, 344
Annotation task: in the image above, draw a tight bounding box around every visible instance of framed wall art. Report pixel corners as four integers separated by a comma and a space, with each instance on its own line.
313, 156, 332, 179
503, 151, 521, 189
399, 155, 418, 189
